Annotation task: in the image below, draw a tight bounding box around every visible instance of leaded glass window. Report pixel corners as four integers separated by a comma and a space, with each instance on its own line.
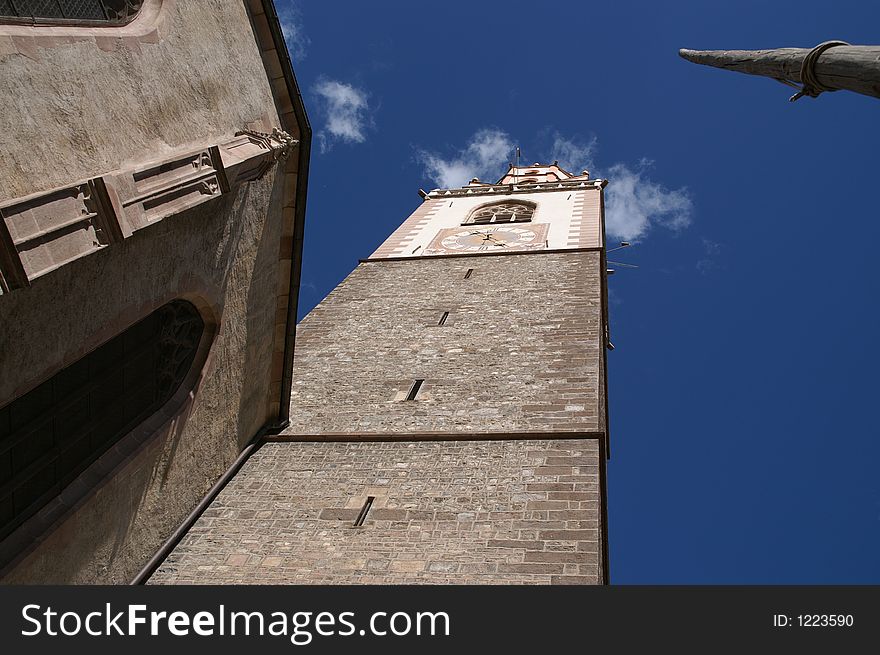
0, 300, 204, 540
0, 0, 142, 25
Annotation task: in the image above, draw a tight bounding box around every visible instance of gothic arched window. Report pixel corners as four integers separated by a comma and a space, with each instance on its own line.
0, 299, 205, 541
0, 0, 142, 25
466, 201, 536, 225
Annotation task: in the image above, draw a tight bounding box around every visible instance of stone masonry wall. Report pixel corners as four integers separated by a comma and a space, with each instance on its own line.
149, 250, 608, 585
149, 438, 602, 584
286, 251, 604, 436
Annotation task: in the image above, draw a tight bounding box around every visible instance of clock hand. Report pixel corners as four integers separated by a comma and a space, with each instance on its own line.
467, 231, 508, 246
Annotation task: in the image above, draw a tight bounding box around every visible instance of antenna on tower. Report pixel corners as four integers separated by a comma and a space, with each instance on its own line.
512, 146, 521, 184
606, 242, 639, 275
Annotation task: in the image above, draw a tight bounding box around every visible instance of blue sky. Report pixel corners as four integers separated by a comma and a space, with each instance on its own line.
279, 0, 880, 583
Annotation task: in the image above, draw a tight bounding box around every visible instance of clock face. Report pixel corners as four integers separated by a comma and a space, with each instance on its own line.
425, 223, 549, 255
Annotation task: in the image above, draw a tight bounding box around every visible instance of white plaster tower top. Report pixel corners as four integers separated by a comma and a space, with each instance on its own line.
369, 162, 607, 259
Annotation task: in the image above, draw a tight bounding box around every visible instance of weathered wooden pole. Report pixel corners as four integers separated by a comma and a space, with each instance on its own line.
679, 43, 880, 101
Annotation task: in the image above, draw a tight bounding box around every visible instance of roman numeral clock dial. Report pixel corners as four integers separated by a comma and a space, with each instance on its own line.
425, 224, 549, 255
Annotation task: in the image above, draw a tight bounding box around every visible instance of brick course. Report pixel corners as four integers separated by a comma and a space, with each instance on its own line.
149, 438, 602, 584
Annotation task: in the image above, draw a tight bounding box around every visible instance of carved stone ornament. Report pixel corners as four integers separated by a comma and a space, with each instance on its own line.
0, 127, 297, 294
235, 128, 299, 163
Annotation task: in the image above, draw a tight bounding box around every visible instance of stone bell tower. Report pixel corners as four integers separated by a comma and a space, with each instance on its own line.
150, 162, 611, 585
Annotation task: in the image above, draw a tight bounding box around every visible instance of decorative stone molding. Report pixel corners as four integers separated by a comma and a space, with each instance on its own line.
425, 178, 606, 200
0, 0, 170, 57
0, 127, 297, 294
0, 178, 123, 291
219, 128, 297, 187
110, 146, 227, 234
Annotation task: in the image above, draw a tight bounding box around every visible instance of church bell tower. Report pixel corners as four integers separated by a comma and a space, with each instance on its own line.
150, 161, 611, 585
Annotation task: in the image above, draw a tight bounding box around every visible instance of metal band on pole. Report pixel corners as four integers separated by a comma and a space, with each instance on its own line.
787, 40, 850, 101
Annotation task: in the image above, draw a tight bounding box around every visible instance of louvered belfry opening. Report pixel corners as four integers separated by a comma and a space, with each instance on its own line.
467, 201, 535, 225
0, 299, 204, 541
0, 0, 143, 25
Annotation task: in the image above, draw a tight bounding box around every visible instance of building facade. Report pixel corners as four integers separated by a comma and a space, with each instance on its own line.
150, 163, 611, 584
0, 0, 310, 583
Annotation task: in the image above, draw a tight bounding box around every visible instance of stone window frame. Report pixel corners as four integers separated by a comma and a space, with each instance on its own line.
463, 200, 536, 225
0, 293, 217, 568
0, 0, 144, 27
0, 0, 167, 52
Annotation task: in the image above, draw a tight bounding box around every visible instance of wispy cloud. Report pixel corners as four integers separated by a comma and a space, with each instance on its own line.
416, 129, 693, 242
545, 135, 692, 241
548, 133, 597, 174
278, 3, 309, 60
604, 160, 693, 241
313, 79, 372, 152
300, 279, 319, 296
415, 128, 513, 189
696, 238, 722, 274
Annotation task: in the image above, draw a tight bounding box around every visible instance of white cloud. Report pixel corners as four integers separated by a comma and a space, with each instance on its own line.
547, 134, 692, 240
548, 133, 597, 174
313, 79, 371, 152
278, 4, 309, 60
603, 161, 693, 241
416, 129, 693, 241
416, 128, 513, 189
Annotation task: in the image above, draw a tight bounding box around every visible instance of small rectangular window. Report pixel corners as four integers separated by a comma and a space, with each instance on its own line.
354, 496, 375, 527
405, 379, 424, 401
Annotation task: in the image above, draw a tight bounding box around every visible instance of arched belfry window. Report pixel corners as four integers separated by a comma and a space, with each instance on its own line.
465, 201, 536, 225
0, 0, 142, 25
0, 299, 205, 541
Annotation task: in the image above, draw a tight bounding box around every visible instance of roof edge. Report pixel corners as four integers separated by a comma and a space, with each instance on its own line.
251, 0, 312, 424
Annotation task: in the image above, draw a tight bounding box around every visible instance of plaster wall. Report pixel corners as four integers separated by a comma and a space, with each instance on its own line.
369, 187, 602, 258
0, 171, 286, 583
0, 0, 283, 200
0, 1, 293, 583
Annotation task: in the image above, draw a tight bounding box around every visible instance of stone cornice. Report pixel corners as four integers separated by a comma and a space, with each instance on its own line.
426, 178, 606, 200
362, 246, 603, 263
267, 429, 607, 443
